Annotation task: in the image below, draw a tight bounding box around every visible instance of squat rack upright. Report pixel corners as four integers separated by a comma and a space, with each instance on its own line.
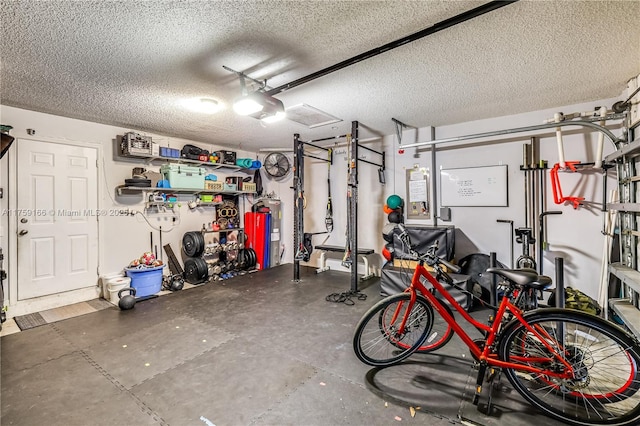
293, 121, 386, 293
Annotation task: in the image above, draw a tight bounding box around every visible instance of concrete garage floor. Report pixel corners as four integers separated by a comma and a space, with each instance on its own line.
1, 265, 560, 426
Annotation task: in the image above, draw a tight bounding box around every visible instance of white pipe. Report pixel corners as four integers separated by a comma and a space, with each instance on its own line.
399, 119, 620, 150
554, 112, 566, 168
598, 189, 618, 320
595, 106, 607, 168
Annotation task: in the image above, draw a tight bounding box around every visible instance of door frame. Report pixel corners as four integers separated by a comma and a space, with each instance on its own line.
7, 136, 104, 315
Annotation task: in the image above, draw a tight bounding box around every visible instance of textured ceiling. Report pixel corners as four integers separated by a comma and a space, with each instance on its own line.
1, 1, 639, 151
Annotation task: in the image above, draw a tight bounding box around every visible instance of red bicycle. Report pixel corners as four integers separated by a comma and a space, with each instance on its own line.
353, 225, 640, 426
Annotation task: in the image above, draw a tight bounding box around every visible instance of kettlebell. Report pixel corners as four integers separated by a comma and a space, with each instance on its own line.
169, 275, 184, 291
118, 287, 136, 310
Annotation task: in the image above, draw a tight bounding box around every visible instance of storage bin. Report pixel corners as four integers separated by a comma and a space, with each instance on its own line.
242, 182, 256, 193
105, 276, 132, 305
205, 181, 224, 191
125, 265, 163, 297
160, 164, 205, 189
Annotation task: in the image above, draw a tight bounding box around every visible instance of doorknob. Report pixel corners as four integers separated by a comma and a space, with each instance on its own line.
18, 229, 28, 236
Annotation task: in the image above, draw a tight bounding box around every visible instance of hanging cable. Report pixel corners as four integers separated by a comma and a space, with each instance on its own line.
325, 147, 334, 233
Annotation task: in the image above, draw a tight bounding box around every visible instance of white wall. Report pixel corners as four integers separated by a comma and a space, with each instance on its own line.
0, 94, 625, 314
0, 106, 263, 314
300, 98, 622, 300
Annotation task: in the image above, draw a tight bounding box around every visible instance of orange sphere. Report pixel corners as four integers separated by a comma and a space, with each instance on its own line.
383, 204, 393, 214
382, 247, 392, 261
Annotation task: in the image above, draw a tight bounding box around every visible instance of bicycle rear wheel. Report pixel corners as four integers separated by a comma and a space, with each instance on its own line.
353, 293, 433, 367
499, 309, 640, 426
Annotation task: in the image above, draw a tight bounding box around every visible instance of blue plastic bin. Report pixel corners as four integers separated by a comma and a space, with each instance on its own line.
125, 265, 163, 297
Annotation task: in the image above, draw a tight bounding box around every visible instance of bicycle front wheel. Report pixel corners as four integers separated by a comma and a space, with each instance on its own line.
353, 293, 433, 367
499, 309, 640, 426
415, 298, 454, 353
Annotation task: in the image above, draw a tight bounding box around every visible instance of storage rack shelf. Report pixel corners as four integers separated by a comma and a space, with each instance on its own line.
609, 262, 640, 294
116, 186, 256, 196
606, 127, 640, 338
610, 299, 640, 338
118, 152, 254, 172
202, 227, 244, 234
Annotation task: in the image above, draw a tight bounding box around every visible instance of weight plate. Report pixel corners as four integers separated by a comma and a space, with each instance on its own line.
196, 257, 208, 282
242, 249, 251, 269
244, 248, 251, 270
237, 249, 244, 269
184, 258, 201, 284
247, 248, 256, 269
183, 231, 204, 257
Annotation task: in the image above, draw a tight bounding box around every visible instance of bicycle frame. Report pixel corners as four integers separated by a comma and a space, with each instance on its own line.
398, 261, 575, 379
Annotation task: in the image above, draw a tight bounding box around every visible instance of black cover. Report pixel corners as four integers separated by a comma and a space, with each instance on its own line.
379, 263, 472, 310
458, 253, 506, 305
181, 144, 209, 160
253, 168, 263, 196
124, 178, 152, 187
392, 225, 455, 261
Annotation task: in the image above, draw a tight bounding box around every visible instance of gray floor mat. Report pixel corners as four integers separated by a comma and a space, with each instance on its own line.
13, 312, 47, 331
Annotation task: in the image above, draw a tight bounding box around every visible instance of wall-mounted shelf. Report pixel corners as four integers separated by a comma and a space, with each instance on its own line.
607, 119, 640, 339
202, 227, 244, 234
116, 185, 256, 197
118, 152, 256, 173
610, 298, 640, 338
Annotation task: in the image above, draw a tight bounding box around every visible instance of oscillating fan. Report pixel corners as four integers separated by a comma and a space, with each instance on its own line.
263, 152, 290, 178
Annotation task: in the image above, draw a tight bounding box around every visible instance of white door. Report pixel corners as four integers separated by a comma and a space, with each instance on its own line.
17, 139, 99, 300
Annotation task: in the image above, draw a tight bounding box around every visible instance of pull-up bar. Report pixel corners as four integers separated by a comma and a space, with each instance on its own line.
399, 115, 624, 150
307, 135, 348, 144
357, 144, 385, 170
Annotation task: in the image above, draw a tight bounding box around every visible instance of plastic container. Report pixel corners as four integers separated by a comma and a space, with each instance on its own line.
105, 276, 132, 305
125, 265, 163, 297
160, 164, 205, 189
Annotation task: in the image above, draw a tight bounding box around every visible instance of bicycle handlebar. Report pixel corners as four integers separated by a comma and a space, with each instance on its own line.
396, 224, 461, 274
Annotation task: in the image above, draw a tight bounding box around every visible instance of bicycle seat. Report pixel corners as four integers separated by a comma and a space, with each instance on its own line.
486, 268, 552, 290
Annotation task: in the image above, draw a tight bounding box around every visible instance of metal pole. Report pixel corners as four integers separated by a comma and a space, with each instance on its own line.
490, 252, 498, 306
431, 127, 437, 226
349, 121, 359, 292
555, 257, 565, 347
266, 1, 516, 96
399, 119, 622, 151
523, 144, 530, 228
293, 134, 304, 282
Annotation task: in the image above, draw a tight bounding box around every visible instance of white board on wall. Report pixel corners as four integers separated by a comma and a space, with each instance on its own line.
440, 165, 508, 207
